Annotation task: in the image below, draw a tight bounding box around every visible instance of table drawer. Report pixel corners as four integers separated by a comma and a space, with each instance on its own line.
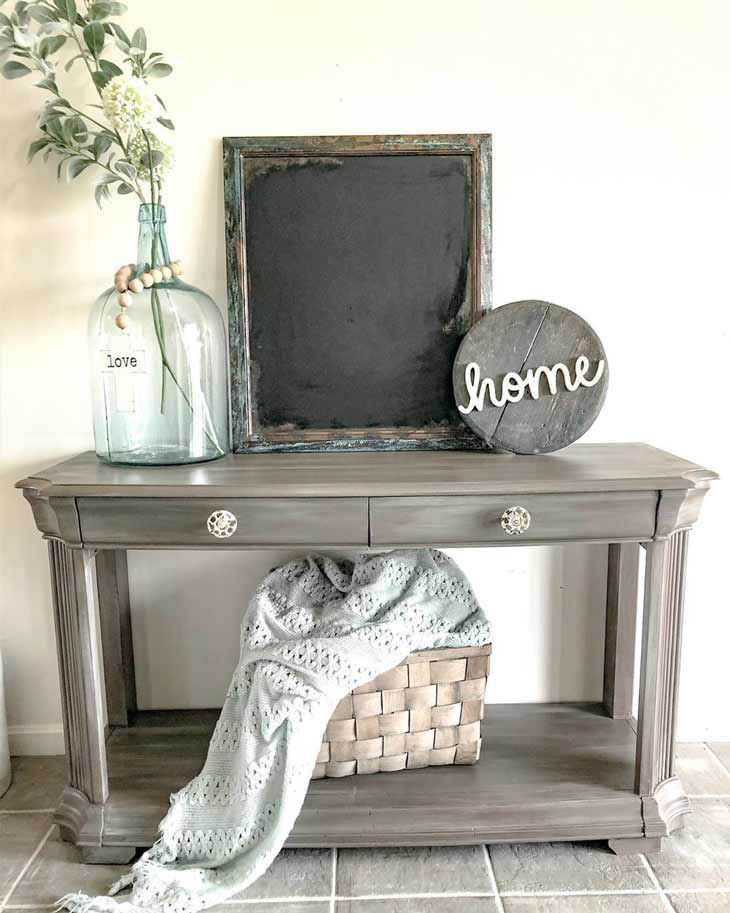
370, 491, 657, 546
77, 497, 369, 547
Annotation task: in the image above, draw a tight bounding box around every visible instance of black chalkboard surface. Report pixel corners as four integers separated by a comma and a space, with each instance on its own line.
223, 135, 492, 451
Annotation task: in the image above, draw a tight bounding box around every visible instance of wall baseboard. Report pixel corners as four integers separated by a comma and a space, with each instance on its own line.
8, 724, 64, 756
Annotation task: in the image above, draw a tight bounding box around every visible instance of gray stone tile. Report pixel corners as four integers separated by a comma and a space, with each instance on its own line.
0, 757, 66, 811
0, 813, 52, 899
669, 894, 730, 913
489, 841, 654, 892
337, 846, 490, 897
231, 848, 331, 900
646, 799, 730, 890
6, 828, 129, 906
502, 898, 665, 913
675, 744, 730, 795
709, 743, 730, 777
338, 900, 498, 913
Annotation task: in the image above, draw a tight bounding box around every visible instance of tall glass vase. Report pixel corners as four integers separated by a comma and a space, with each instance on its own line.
89, 204, 228, 464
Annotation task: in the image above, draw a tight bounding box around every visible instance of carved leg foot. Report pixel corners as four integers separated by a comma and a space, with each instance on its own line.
608, 836, 664, 855
81, 845, 136, 864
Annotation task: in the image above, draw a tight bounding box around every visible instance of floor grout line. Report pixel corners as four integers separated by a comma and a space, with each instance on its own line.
330, 847, 337, 913
640, 854, 678, 913
482, 845, 505, 913
0, 810, 57, 815
0, 823, 54, 911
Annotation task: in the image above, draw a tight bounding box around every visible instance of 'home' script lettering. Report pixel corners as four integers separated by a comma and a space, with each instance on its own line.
458, 355, 605, 414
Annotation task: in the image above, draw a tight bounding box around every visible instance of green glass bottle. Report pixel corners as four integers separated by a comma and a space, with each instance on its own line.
89, 204, 228, 464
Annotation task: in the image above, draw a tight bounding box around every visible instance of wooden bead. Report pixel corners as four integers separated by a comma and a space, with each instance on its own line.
117, 264, 133, 279
129, 278, 144, 294
170, 261, 183, 277
140, 272, 154, 288
161, 265, 172, 281
118, 291, 133, 308
115, 312, 129, 329
150, 268, 163, 283
115, 278, 128, 293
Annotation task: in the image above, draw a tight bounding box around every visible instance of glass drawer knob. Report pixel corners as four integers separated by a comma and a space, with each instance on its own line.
207, 509, 238, 539
501, 506, 531, 536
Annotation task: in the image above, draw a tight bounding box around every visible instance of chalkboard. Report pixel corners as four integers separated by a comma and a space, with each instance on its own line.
223, 135, 492, 452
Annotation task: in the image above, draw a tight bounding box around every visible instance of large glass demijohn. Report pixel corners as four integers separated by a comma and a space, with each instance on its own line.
89, 204, 228, 464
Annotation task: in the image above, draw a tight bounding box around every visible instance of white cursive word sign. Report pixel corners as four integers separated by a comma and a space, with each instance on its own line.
458, 355, 605, 414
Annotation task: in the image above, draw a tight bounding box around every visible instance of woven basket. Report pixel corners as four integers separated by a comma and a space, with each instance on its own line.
312, 643, 491, 778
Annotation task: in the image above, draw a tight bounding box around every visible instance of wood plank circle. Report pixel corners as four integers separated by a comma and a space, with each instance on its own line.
453, 300, 609, 454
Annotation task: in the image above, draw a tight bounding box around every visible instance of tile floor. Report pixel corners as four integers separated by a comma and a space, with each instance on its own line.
0, 744, 729, 913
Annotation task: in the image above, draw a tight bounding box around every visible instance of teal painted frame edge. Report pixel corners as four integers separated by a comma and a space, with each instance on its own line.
222, 134, 493, 453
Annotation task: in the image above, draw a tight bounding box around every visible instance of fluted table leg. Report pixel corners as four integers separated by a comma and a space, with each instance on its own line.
48, 540, 108, 848
635, 531, 691, 839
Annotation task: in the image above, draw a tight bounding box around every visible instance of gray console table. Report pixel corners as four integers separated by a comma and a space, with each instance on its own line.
16, 443, 716, 863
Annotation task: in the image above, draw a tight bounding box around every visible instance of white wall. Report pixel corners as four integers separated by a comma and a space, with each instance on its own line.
1, 0, 728, 753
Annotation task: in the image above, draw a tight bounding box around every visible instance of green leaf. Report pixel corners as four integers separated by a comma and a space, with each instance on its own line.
35, 75, 59, 92
0, 11, 11, 26
66, 155, 93, 179
146, 61, 171, 78
27, 4, 57, 22
61, 114, 88, 146
130, 25, 145, 52
0, 33, 13, 50
88, 0, 126, 18
155, 93, 166, 110
94, 178, 113, 208
108, 21, 128, 47
91, 67, 111, 90
38, 33, 65, 57
97, 57, 121, 76
117, 181, 133, 194
82, 20, 104, 54
1, 58, 31, 77
14, 2, 29, 26
114, 158, 136, 181
64, 51, 83, 71
92, 132, 112, 157
43, 115, 64, 140
156, 116, 174, 130
27, 136, 50, 161
63, 0, 76, 23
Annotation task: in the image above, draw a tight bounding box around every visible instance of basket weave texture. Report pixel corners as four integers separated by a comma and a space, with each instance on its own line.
312, 643, 491, 778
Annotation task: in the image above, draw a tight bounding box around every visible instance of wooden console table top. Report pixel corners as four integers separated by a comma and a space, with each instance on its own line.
18, 442, 715, 498
16, 443, 716, 861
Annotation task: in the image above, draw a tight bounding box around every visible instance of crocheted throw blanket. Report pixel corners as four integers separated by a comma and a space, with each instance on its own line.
60, 549, 491, 913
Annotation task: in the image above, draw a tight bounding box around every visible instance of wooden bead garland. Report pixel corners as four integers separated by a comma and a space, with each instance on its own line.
113, 259, 183, 330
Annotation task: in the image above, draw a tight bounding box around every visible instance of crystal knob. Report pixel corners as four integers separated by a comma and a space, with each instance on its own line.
500, 506, 531, 536
207, 509, 238, 539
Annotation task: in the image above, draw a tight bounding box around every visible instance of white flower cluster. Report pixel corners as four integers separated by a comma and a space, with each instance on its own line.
101, 75, 158, 135
127, 129, 175, 182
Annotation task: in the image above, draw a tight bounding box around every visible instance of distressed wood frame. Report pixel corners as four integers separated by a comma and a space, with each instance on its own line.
222, 134, 492, 452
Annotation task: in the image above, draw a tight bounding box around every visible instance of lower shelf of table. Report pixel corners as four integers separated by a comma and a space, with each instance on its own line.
94, 702, 646, 848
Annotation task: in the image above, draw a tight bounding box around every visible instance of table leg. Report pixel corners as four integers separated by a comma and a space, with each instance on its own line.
48, 541, 108, 848
635, 531, 691, 837
96, 550, 137, 727
603, 542, 640, 719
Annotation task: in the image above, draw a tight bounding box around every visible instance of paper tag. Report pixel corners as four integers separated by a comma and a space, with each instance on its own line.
99, 335, 147, 414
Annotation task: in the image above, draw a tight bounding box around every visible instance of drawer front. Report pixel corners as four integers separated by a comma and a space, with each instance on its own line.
77, 497, 369, 547
370, 491, 657, 546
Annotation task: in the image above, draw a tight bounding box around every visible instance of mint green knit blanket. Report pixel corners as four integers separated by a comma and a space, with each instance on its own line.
60, 549, 491, 913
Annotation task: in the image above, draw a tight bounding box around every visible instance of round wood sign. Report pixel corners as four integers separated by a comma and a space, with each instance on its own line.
453, 300, 608, 454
